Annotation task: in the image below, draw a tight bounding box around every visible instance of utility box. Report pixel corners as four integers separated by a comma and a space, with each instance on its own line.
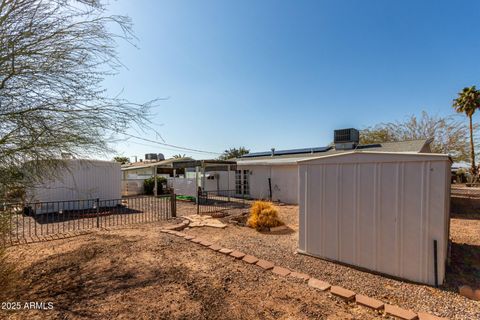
298, 152, 451, 285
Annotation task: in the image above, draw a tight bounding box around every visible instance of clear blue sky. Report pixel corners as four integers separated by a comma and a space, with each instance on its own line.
104, 0, 480, 160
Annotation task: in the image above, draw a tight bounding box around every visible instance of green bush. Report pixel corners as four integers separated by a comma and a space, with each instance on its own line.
143, 176, 167, 195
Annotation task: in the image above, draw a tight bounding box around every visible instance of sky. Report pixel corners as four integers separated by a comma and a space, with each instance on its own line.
103, 0, 480, 160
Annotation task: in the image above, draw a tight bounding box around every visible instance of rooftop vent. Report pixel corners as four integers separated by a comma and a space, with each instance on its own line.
334, 128, 359, 150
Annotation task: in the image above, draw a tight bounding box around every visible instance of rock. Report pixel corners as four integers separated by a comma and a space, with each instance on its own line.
459, 285, 475, 300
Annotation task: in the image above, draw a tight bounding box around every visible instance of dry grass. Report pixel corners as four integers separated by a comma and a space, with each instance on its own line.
0, 212, 18, 300
247, 201, 283, 231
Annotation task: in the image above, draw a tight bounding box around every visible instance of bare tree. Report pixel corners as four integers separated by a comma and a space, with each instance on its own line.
0, 0, 156, 194
360, 111, 475, 162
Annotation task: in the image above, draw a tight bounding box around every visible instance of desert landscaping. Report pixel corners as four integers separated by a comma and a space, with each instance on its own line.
1, 202, 479, 320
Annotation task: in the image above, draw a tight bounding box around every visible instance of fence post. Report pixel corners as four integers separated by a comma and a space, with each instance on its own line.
96, 198, 100, 229
197, 189, 200, 215
170, 193, 176, 218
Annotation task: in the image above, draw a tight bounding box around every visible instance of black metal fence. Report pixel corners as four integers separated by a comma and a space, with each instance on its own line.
1, 195, 176, 246
197, 190, 249, 214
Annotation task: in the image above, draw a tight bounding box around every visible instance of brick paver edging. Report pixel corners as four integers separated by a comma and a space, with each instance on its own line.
161, 229, 448, 320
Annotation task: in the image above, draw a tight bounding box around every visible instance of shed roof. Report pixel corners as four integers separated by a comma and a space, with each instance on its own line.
297, 151, 451, 164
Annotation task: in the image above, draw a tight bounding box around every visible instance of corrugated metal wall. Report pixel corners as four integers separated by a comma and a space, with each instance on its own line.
298, 152, 450, 285
27, 160, 121, 204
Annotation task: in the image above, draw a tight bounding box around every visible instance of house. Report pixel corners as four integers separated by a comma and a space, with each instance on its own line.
121, 155, 192, 196
234, 129, 434, 204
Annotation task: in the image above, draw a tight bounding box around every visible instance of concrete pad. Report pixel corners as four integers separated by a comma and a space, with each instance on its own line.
418, 312, 448, 320
385, 304, 417, 320
218, 248, 233, 255
272, 266, 290, 276
330, 286, 356, 301
256, 259, 274, 270
290, 272, 310, 281
355, 294, 384, 310
209, 244, 222, 251
230, 251, 246, 259
308, 278, 330, 291
242, 255, 259, 264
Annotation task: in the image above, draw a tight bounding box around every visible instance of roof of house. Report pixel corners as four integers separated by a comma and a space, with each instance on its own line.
121, 157, 193, 171
235, 139, 432, 165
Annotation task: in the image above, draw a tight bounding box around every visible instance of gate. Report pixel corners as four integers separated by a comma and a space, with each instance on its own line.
197, 190, 249, 214
1, 194, 176, 246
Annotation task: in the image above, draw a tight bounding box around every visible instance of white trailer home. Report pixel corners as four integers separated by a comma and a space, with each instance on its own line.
26, 159, 121, 214
298, 151, 451, 286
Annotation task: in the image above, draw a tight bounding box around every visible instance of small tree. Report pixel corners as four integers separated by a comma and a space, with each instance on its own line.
219, 147, 250, 160
360, 111, 475, 162
453, 86, 480, 177
143, 176, 167, 195
113, 156, 130, 165
172, 154, 186, 159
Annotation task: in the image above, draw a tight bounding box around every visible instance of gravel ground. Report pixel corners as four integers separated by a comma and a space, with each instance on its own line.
2, 222, 378, 320
180, 203, 480, 320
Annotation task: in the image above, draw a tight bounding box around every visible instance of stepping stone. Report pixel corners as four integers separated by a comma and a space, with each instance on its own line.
175, 232, 187, 237
184, 235, 195, 240
385, 304, 417, 320
330, 286, 356, 301
256, 259, 274, 270
209, 244, 222, 251
160, 229, 170, 233
219, 248, 233, 255
190, 238, 203, 243
308, 278, 331, 291
242, 255, 259, 264
418, 312, 448, 320
355, 294, 384, 310
290, 272, 310, 281
200, 241, 213, 247
230, 251, 246, 259
272, 266, 290, 276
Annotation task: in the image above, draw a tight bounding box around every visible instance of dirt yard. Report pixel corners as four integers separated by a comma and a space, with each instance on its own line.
179, 203, 480, 320
2, 201, 479, 320
1, 222, 378, 320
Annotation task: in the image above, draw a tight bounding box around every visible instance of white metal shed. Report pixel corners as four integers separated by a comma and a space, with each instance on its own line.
298, 151, 451, 285
26, 159, 121, 214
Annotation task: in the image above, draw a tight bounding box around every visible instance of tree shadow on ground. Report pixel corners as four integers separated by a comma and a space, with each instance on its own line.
445, 242, 480, 290
6, 234, 231, 319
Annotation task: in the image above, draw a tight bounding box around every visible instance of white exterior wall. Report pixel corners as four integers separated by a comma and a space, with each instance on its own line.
237, 164, 299, 204
167, 177, 197, 197
26, 160, 121, 213
298, 152, 450, 286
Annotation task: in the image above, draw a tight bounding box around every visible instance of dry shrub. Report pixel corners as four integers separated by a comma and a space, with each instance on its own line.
247, 201, 283, 231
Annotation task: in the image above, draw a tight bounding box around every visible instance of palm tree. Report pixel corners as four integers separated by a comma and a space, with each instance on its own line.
453, 86, 480, 177
172, 154, 186, 159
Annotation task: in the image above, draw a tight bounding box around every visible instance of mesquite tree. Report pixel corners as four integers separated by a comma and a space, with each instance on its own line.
360, 111, 476, 163
0, 0, 155, 196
